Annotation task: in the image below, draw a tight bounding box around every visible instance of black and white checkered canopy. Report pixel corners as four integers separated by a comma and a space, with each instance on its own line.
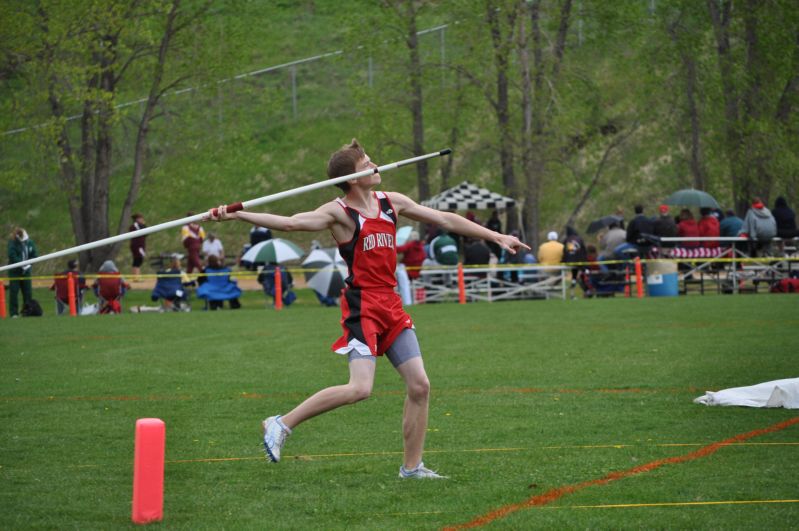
422, 181, 516, 211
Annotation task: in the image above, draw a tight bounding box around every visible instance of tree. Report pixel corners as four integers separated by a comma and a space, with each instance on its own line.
7, 0, 209, 270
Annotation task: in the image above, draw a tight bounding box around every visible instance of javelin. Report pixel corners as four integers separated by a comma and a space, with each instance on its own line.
0, 148, 452, 273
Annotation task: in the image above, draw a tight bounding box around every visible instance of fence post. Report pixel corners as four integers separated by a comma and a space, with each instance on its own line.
634, 257, 644, 298
0, 278, 6, 319
274, 266, 283, 311
67, 273, 77, 316
457, 263, 466, 304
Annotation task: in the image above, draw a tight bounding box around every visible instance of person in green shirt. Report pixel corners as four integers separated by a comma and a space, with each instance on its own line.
6, 228, 38, 317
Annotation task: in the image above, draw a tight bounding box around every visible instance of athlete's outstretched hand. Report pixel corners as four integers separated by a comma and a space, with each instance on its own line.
496, 233, 530, 255
206, 205, 237, 222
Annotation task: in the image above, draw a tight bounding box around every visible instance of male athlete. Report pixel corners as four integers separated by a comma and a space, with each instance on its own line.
208, 140, 528, 478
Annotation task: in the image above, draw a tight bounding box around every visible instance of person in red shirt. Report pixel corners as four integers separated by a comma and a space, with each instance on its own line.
396, 230, 425, 279
677, 209, 701, 248
697, 207, 720, 248
208, 139, 528, 479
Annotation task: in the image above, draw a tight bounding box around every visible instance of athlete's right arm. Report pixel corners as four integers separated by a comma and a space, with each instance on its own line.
207, 201, 342, 233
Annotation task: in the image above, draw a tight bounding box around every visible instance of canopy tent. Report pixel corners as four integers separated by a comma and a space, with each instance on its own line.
422, 181, 516, 211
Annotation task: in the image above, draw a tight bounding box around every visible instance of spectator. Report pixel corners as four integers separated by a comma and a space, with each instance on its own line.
585, 244, 600, 271
50, 259, 88, 315
129, 213, 147, 280
599, 222, 626, 259
197, 254, 242, 310
250, 225, 273, 246
150, 253, 192, 311
562, 226, 588, 285
653, 205, 678, 246
485, 210, 503, 258
258, 262, 296, 307
6, 227, 37, 318
93, 260, 130, 314
773, 196, 798, 239
719, 209, 743, 237
677, 209, 701, 248
537, 231, 564, 267
626, 204, 655, 253
500, 230, 529, 282
181, 212, 206, 274
698, 207, 720, 248
396, 230, 425, 280
463, 237, 491, 279
202, 231, 225, 261
739, 198, 777, 256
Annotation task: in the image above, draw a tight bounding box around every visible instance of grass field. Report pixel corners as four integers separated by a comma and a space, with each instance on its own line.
1, 294, 797, 529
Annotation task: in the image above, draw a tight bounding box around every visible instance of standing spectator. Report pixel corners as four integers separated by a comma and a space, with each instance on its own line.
739, 198, 777, 256
677, 209, 701, 247
772, 196, 798, 239
485, 210, 503, 259
250, 225, 272, 246
562, 226, 588, 286
6, 227, 37, 318
653, 205, 678, 246
599, 222, 626, 259
129, 213, 147, 280
719, 209, 743, 237
181, 212, 206, 274
698, 207, 720, 248
537, 231, 564, 266
463, 237, 491, 279
50, 259, 88, 315
626, 204, 655, 253
202, 232, 225, 261
428, 230, 459, 266
396, 231, 425, 280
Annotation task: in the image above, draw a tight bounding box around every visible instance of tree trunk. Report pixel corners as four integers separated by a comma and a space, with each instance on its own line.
406, 4, 429, 201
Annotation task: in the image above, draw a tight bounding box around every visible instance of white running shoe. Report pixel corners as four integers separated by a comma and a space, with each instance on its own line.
262, 416, 290, 462
398, 462, 447, 479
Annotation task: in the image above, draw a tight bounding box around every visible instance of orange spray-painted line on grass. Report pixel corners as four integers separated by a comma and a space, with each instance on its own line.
444, 416, 799, 530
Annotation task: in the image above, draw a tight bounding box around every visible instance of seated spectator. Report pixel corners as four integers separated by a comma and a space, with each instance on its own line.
197, 255, 242, 310
257, 262, 296, 307
677, 209, 701, 247
428, 230, 459, 266
719, 209, 743, 238
653, 205, 678, 246
739, 197, 777, 256
50, 259, 88, 315
151, 253, 192, 311
93, 260, 130, 314
698, 207, 720, 248
537, 231, 564, 271
773, 196, 798, 239
585, 244, 600, 271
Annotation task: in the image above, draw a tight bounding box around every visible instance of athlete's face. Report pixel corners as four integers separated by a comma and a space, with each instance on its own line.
356, 154, 381, 187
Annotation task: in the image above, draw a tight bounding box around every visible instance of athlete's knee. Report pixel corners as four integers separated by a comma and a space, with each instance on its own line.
347, 381, 373, 403
407, 375, 430, 402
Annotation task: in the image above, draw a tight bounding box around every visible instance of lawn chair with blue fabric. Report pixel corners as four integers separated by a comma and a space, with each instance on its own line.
151, 254, 192, 312
196, 255, 242, 310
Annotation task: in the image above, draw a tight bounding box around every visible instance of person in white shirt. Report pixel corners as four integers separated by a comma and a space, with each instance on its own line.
201, 232, 224, 261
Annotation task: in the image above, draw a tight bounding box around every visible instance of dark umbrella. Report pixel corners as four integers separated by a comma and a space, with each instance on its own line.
302, 248, 348, 298
663, 189, 721, 209
586, 215, 624, 234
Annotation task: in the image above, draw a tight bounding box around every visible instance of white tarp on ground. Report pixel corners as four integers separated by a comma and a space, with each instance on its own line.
693, 378, 799, 409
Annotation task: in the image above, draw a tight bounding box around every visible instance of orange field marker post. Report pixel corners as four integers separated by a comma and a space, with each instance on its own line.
634, 257, 644, 298
132, 418, 165, 525
0, 279, 6, 319
274, 266, 283, 310
67, 272, 77, 316
457, 263, 466, 304
624, 263, 631, 297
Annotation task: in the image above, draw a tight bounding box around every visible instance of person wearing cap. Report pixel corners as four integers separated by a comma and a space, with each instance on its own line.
739, 198, 777, 256
6, 227, 38, 318
653, 205, 678, 247
129, 213, 147, 280
537, 231, 564, 267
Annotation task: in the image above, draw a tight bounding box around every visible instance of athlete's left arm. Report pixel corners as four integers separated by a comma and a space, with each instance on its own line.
387, 192, 530, 254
